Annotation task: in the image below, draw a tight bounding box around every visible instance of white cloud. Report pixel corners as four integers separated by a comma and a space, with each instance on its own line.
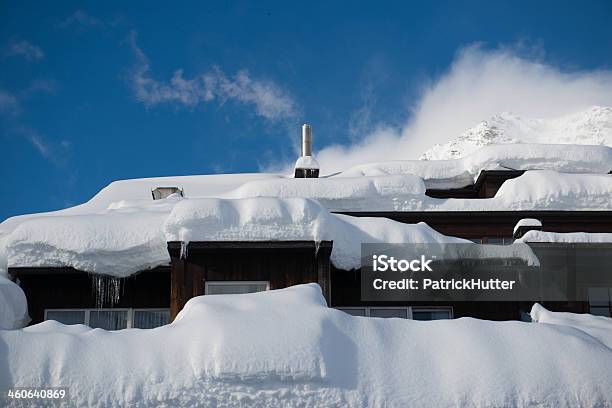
60, 10, 102, 29
12, 127, 70, 165
129, 31, 297, 122
6, 40, 44, 61
0, 89, 20, 115
0, 81, 57, 117
294, 44, 612, 175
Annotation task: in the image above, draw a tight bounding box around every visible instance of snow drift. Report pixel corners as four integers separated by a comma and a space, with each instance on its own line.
1, 284, 610, 407
0, 276, 29, 330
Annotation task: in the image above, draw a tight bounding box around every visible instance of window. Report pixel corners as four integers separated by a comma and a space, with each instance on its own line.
205, 281, 270, 295
133, 309, 171, 329
46, 310, 85, 325
485, 237, 514, 245
369, 308, 409, 319
337, 308, 367, 317
44, 308, 170, 329
588, 287, 612, 317
336, 307, 453, 320
89, 310, 128, 330
411, 307, 453, 320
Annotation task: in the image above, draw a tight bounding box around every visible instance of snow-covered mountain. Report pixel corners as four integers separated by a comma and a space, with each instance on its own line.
421, 106, 612, 160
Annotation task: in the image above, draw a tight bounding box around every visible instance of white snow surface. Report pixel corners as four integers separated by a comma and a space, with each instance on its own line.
4, 196, 473, 275
165, 197, 476, 271
422, 106, 612, 160
227, 174, 426, 211
530, 303, 612, 349
1, 169, 610, 276
513, 218, 542, 235
340, 143, 612, 189
1, 141, 611, 276
295, 155, 320, 169
518, 230, 612, 244
1, 284, 611, 407
329, 171, 611, 212
0, 276, 29, 329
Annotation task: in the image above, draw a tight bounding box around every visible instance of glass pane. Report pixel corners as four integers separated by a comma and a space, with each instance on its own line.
89, 311, 128, 330
338, 308, 366, 317
589, 307, 611, 317
588, 287, 611, 307
487, 238, 503, 245
46, 310, 85, 325
206, 282, 268, 295
370, 308, 408, 318
133, 310, 170, 329
412, 309, 452, 321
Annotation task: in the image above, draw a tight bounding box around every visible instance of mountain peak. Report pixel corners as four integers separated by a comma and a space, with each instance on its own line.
421, 106, 612, 160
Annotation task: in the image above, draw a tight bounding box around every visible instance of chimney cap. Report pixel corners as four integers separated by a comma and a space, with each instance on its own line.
295, 155, 320, 170
152, 186, 184, 200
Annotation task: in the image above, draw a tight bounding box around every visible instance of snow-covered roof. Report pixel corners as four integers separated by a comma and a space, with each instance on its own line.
340, 143, 612, 189
1, 143, 610, 276
2, 284, 611, 406
3, 197, 473, 276
513, 218, 542, 235
3, 194, 544, 276
517, 230, 612, 244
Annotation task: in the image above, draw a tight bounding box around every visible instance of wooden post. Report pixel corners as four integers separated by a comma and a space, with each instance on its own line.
169, 242, 187, 321
316, 241, 333, 306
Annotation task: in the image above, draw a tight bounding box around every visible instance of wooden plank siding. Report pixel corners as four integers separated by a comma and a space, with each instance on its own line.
10, 266, 170, 324
167, 241, 333, 319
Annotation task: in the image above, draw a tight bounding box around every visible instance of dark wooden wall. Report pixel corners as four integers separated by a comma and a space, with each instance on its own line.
336, 211, 612, 240
329, 266, 592, 320
10, 267, 170, 324
168, 241, 332, 319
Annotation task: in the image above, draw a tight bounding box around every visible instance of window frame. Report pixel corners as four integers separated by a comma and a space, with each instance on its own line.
204, 280, 270, 295
410, 306, 454, 320
44, 307, 170, 329
483, 237, 514, 245
587, 287, 612, 317
336, 306, 453, 320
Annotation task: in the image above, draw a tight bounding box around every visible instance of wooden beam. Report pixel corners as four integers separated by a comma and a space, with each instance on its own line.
316, 242, 333, 306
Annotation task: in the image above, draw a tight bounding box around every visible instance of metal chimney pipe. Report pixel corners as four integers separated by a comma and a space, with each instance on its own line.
301, 124, 312, 156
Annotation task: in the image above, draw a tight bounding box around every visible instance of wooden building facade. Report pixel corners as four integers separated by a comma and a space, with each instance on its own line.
167, 241, 333, 319
8, 169, 612, 327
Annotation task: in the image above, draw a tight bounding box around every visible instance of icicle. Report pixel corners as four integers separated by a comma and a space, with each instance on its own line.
90, 274, 123, 308
180, 241, 188, 260
314, 240, 321, 257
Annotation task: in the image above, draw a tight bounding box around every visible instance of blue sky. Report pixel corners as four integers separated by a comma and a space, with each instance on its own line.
1, 0, 612, 220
